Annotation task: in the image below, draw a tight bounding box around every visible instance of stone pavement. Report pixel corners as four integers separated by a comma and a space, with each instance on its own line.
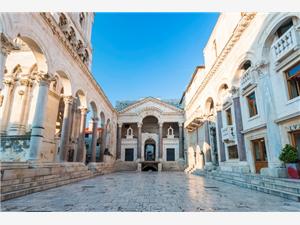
1, 172, 300, 212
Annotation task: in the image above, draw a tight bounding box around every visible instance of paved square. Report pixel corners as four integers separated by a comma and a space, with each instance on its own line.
1, 172, 300, 212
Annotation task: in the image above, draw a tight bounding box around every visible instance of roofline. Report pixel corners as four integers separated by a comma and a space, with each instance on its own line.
180, 65, 205, 104
118, 96, 184, 114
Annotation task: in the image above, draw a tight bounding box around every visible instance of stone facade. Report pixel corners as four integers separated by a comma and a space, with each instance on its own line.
1, 12, 300, 202
182, 12, 300, 178
116, 97, 185, 171
0, 13, 117, 164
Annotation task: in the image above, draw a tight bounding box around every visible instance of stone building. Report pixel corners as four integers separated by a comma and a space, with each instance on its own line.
1, 12, 300, 201
115, 97, 185, 171
182, 12, 300, 178
0, 13, 117, 164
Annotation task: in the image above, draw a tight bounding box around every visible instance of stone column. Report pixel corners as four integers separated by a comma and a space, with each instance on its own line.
0, 33, 14, 90
100, 123, 106, 162
178, 122, 184, 159
59, 95, 74, 161
77, 107, 88, 162
204, 120, 212, 163
216, 106, 226, 162
0, 77, 15, 134
137, 122, 142, 160
159, 122, 163, 160
117, 123, 122, 160
232, 88, 247, 161
254, 63, 283, 170
8, 76, 33, 135
91, 117, 99, 162
72, 108, 81, 162
28, 73, 51, 161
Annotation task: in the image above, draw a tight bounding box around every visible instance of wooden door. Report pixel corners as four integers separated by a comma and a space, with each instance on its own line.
252, 138, 268, 173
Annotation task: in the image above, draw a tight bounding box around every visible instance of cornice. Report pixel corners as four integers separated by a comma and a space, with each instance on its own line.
185, 13, 256, 111
39, 13, 115, 113
118, 97, 184, 114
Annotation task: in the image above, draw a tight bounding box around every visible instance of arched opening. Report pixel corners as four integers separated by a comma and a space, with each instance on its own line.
142, 115, 159, 133
1, 36, 47, 136
144, 138, 156, 161
85, 101, 99, 163
142, 164, 158, 172
217, 83, 229, 105
205, 97, 214, 116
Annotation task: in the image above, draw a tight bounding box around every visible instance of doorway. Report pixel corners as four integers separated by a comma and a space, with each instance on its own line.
144, 139, 156, 161
251, 138, 268, 173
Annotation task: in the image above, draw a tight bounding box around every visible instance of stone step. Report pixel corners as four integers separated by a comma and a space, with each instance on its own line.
194, 169, 300, 202
1, 173, 93, 201
209, 172, 300, 194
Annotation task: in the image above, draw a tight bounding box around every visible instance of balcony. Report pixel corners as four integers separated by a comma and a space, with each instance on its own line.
221, 125, 235, 143
272, 26, 300, 62
240, 69, 256, 91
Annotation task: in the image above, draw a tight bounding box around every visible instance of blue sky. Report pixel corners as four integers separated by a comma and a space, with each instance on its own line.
91, 13, 219, 106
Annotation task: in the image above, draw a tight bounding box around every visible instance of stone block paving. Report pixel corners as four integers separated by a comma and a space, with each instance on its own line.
1, 172, 300, 212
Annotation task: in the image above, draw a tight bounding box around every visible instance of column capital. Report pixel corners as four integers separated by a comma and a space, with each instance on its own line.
0, 33, 15, 56
137, 122, 143, 128
35, 72, 53, 87
178, 122, 183, 127
118, 123, 123, 128
215, 102, 222, 111
79, 106, 88, 115
63, 95, 74, 105
3, 76, 15, 86
230, 86, 240, 98
159, 122, 163, 128
19, 75, 34, 87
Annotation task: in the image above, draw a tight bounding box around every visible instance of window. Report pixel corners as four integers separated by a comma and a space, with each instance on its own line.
228, 145, 238, 159
276, 19, 293, 38
246, 92, 258, 117
291, 131, 300, 159
125, 148, 134, 161
166, 148, 175, 161
85, 133, 89, 138
242, 60, 251, 71
286, 62, 300, 99
225, 108, 233, 125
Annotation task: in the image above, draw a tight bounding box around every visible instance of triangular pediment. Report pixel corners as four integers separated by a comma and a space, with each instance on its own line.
117, 97, 183, 115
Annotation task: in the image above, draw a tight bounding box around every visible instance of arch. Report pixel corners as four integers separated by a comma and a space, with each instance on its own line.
17, 36, 48, 73
5, 36, 48, 76
89, 101, 98, 118
230, 53, 255, 87
205, 97, 215, 115
100, 111, 105, 128
55, 70, 72, 96
138, 107, 162, 124
257, 14, 300, 59
144, 138, 156, 161
75, 89, 87, 108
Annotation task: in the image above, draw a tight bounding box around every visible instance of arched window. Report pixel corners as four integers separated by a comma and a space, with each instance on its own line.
242, 60, 251, 71
276, 18, 293, 38
167, 126, 174, 137
126, 126, 133, 139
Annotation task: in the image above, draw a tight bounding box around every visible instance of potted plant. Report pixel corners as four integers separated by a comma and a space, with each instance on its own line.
279, 144, 300, 179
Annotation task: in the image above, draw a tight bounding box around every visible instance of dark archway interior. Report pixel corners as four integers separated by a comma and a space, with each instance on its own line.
142, 165, 158, 172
